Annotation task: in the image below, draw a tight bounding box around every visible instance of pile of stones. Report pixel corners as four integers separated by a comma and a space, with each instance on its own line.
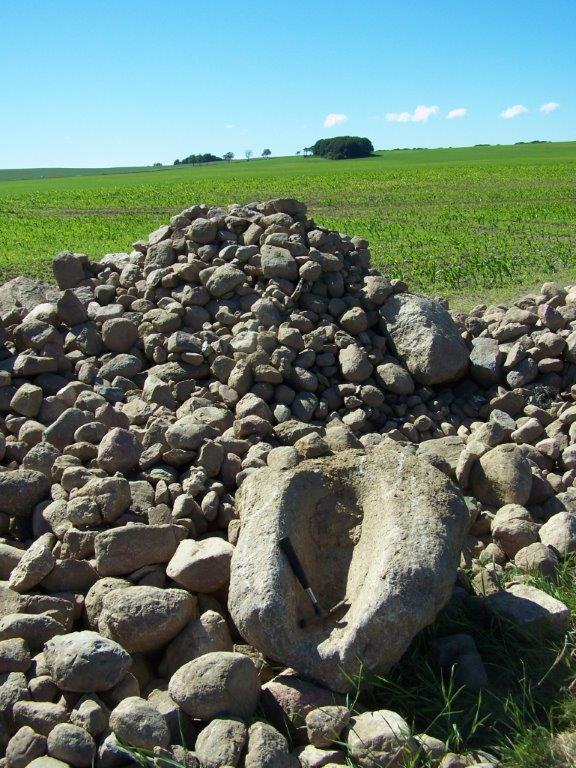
0, 198, 574, 768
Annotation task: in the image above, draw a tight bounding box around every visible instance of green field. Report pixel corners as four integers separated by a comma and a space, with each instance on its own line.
1, 142, 575, 303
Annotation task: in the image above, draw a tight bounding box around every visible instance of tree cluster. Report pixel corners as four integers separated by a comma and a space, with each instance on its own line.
173, 153, 222, 166
311, 136, 374, 160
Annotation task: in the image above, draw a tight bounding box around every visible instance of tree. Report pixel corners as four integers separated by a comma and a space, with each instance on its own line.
296, 150, 301, 156
245, 150, 252, 160
311, 136, 374, 160
223, 152, 234, 163
302, 147, 313, 157
262, 148, 271, 158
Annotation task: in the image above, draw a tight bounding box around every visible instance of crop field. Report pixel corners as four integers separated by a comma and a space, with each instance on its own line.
0, 141, 575, 303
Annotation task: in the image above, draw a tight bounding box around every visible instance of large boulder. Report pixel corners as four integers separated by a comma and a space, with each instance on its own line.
43, 631, 131, 692
168, 651, 260, 720
469, 444, 532, 507
98, 586, 196, 653
228, 439, 468, 692
379, 294, 469, 385
0, 277, 59, 317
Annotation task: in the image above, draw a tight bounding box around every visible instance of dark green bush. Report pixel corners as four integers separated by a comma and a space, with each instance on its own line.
312, 136, 374, 160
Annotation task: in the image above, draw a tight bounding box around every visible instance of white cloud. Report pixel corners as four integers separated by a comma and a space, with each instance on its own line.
540, 101, 559, 114
412, 105, 439, 122
500, 104, 528, 119
323, 113, 348, 127
225, 124, 236, 129
385, 105, 439, 123
385, 111, 411, 122
447, 107, 467, 119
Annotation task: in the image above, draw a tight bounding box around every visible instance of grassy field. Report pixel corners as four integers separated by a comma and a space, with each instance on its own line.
0, 142, 575, 303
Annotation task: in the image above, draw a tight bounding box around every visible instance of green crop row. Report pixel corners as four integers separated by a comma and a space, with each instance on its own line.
0, 143, 575, 302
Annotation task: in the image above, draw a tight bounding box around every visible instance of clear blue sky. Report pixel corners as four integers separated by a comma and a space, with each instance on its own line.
0, 0, 574, 167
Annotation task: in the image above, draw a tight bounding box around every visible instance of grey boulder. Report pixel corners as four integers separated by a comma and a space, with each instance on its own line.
98, 586, 196, 653
168, 651, 260, 720
379, 293, 469, 385
43, 631, 131, 692
109, 696, 170, 750
228, 439, 468, 692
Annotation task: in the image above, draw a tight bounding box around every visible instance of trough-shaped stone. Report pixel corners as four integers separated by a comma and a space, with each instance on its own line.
228, 438, 469, 692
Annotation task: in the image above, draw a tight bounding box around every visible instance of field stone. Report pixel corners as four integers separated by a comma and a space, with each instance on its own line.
94, 524, 186, 576
189, 218, 218, 244
166, 538, 234, 592
47, 724, 95, 768
84, 578, 131, 629
260, 671, 344, 738
297, 744, 346, 767
109, 696, 170, 750
261, 245, 298, 281
39, 559, 98, 594
0, 671, 30, 728
490, 504, 539, 557
26, 758, 70, 768
0, 276, 59, 316
73, 476, 131, 525
99, 353, 142, 380
5, 727, 47, 768
12, 701, 69, 737
8, 538, 55, 593
0, 614, 65, 651
22, 443, 61, 478
229, 439, 468, 692
514, 543, 559, 576
159, 610, 233, 679
43, 409, 92, 452
98, 586, 196, 653
538, 511, 576, 555
469, 444, 532, 507
346, 709, 417, 768
375, 362, 415, 396
417, 436, 465, 477
338, 345, 373, 382
0, 543, 24, 579
267, 446, 301, 470
166, 417, 218, 451
28, 675, 59, 703
97, 428, 141, 474
0, 471, 50, 517
244, 721, 298, 768
0, 639, 31, 674
56, 289, 87, 326
69, 695, 110, 737
484, 583, 570, 636
101, 318, 138, 353
415, 734, 447, 761
168, 651, 260, 720
206, 266, 246, 297
11, 384, 44, 418
43, 631, 131, 692
194, 718, 247, 768
52, 251, 87, 289
305, 706, 351, 748
380, 294, 469, 385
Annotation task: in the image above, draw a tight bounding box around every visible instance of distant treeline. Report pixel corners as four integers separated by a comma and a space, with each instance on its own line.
174, 153, 222, 166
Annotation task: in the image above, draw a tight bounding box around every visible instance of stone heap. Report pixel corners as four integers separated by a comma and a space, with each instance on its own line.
0, 198, 574, 768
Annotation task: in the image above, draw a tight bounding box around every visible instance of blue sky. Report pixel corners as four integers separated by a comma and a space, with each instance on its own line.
0, 0, 574, 167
